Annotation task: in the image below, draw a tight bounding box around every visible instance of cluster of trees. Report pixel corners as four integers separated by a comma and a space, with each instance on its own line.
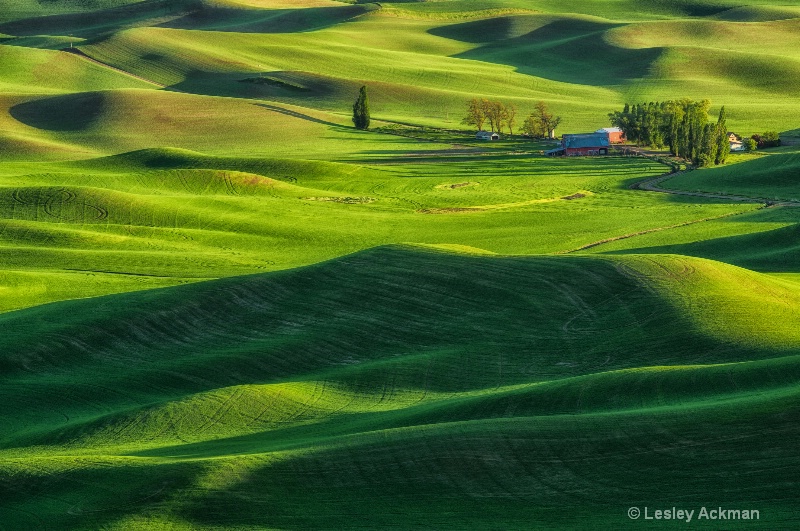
462, 99, 561, 138
352, 85, 370, 130
461, 99, 519, 135
608, 99, 730, 166
521, 102, 562, 139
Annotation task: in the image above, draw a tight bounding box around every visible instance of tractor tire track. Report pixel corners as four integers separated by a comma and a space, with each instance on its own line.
222, 172, 240, 196
43, 188, 76, 219
66, 480, 171, 515
12, 187, 108, 222
369, 182, 422, 210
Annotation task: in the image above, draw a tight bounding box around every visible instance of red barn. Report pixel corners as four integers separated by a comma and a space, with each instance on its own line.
596, 127, 626, 143
548, 133, 610, 156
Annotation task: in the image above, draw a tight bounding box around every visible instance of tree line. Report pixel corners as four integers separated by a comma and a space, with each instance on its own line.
608, 99, 730, 166
462, 99, 561, 138
351, 88, 780, 158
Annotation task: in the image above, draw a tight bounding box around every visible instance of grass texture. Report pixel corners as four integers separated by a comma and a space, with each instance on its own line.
0, 150, 775, 312
1, 0, 800, 528
0, 0, 799, 136
2, 246, 799, 529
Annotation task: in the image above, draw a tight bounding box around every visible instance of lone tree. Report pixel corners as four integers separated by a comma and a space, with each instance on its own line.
352, 85, 370, 130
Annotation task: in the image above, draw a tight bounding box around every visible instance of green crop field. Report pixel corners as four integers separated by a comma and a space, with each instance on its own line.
0, 0, 799, 529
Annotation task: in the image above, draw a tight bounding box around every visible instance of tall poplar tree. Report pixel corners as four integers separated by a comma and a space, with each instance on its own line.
352, 85, 370, 130
715, 106, 730, 165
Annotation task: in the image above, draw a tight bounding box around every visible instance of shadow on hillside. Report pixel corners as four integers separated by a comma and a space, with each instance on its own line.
605, 220, 800, 272
254, 104, 347, 130
0, 2, 377, 41
781, 128, 800, 143
9, 92, 105, 131
165, 70, 354, 105
667, 1, 733, 17
158, 4, 376, 33
427, 14, 547, 44
430, 18, 663, 86
0, 0, 195, 38
0, 458, 200, 530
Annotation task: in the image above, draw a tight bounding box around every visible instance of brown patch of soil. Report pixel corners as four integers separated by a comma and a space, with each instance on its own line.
303, 196, 376, 204
417, 207, 484, 214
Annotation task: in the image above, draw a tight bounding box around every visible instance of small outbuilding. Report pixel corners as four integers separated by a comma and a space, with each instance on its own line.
596, 127, 626, 144
476, 131, 500, 141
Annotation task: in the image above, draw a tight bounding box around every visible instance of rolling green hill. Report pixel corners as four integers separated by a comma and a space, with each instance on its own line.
1, 0, 799, 528
664, 151, 800, 201
2, 0, 799, 137
2, 247, 799, 529
1, 149, 771, 313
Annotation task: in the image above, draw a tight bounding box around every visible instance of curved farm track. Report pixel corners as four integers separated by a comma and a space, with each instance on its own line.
632, 168, 800, 207
563, 165, 800, 254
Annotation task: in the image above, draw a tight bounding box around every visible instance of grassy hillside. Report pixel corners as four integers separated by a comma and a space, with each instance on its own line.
582, 151, 800, 272
0, 0, 146, 23
1, 247, 799, 529
3, 149, 779, 313
2, 0, 799, 134
663, 151, 800, 201
1, 0, 799, 528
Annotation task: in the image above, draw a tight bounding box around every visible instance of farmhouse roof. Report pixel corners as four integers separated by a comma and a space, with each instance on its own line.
563, 133, 610, 149
596, 127, 623, 133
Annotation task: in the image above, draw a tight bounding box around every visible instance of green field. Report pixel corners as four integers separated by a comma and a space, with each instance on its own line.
1, 0, 799, 529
